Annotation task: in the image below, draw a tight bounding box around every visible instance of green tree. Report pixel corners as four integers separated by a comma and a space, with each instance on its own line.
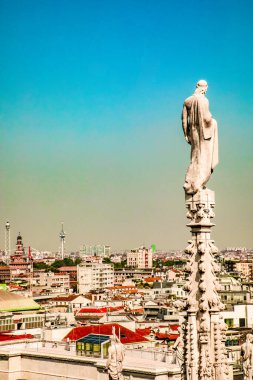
33, 262, 49, 270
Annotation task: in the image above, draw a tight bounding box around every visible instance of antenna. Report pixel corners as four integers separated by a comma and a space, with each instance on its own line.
59, 222, 66, 260
5, 221, 11, 264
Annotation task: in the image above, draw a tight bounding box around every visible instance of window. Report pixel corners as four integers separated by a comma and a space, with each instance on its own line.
224, 319, 234, 328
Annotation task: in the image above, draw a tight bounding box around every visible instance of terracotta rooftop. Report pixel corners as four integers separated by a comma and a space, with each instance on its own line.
155, 333, 179, 340
129, 308, 144, 314
136, 327, 151, 336
144, 277, 161, 282
77, 306, 124, 314
107, 285, 136, 289
122, 289, 138, 294
169, 324, 179, 331
0, 333, 34, 341
51, 295, 79, 302
64, 323, 149, 345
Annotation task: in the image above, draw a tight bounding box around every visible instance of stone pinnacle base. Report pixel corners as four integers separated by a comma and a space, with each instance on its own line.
181, 189, 230, 380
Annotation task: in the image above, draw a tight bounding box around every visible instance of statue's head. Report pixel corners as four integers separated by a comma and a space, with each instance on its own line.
195, 80, 208, 94
245, 333, 253, 342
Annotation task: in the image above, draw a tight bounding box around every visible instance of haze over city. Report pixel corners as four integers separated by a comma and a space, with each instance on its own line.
0, 0, 253, 251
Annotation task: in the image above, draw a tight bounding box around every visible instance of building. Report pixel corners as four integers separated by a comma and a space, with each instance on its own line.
221, 304, 253, 328
58, 266, 77, 288
218, 275, 252, 304
114, 268, 153, 284
37, 272, 70, 294
0, 266, 11, 282
9, 234, 31, 277
234, 261, 253, 281
0, 340, 180, 380
80, 245, 111, 258
127, 247, 153, 269
81, 256, 103, 264
77, 263, 114, 293
50, 294, 92, 312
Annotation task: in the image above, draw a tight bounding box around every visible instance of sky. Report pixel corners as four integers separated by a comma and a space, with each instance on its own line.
0, 0, 252, 252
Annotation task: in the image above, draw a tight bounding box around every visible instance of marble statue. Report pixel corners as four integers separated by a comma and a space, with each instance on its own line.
106, 327, 125, 380
241, 334, 253, 380
172, 327, 184, 368
182, 80, 218, 194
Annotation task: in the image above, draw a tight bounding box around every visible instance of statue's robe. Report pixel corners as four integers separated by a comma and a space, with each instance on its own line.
107, 343, 125, 380
182, 93, 218, 194
241, 338, 253, 380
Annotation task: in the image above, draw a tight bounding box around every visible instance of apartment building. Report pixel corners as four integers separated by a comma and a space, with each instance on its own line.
38, 272, 70, 293
77, 263, 114, 293
127, 246, 153, 269
234, 261, 253, 281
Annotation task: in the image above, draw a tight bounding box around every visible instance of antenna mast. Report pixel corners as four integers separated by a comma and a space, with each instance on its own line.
59, 222, 66, 260
5, 221, 11, 264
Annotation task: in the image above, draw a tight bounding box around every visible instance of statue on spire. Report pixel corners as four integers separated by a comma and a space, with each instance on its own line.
182, 80, 218, 194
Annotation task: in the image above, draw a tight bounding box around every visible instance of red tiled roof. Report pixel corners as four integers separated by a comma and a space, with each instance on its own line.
51, 295, 79, 301
64, 323, 149, 344
169, 324, 179, 331
77, 306, 124, 314
0, 333, 33, 342
168, 268, 181, 273
155, 333, 179, 340
144, 277, 161, 282
8, 284, 23, 289
75, 315, 101, 320
107, 285, 136, 289
112, 296, 126, 301
129, 308, 144, 314
136, 327, 151, 336
122, 289, 138, 294
58, 267, 77, 271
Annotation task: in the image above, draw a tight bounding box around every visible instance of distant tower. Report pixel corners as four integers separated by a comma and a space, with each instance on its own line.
59, 222, 66, 260
5, 221, 11, 263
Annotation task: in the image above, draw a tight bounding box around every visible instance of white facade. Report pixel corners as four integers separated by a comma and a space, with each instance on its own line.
38, 272, 70, 293
77, 263, 114, 293
221, 304, 253, 328
0, 341, 180, 380
234, 261, 253, 280
127, 247, 153, 269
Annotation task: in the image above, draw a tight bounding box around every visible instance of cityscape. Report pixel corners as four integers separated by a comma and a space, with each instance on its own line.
1, 1, 253, 380
0, 221, 252, 379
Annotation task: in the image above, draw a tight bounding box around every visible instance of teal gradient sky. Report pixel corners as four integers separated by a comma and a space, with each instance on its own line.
0, 0, 252, 251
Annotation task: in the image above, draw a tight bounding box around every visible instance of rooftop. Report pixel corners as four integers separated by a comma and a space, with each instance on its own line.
64, 323, 150, 345
0, 290, 40, 312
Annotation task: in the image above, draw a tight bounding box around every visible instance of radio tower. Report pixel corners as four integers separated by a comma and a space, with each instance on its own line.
59, 222, 66, 260
5, 221, 11, 264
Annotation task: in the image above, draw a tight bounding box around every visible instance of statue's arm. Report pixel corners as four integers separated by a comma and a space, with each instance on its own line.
203, 98, 212, 124
182, 104, 189, 143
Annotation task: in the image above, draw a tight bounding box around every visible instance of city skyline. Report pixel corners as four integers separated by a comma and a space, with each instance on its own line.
0, 0, 253, 251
